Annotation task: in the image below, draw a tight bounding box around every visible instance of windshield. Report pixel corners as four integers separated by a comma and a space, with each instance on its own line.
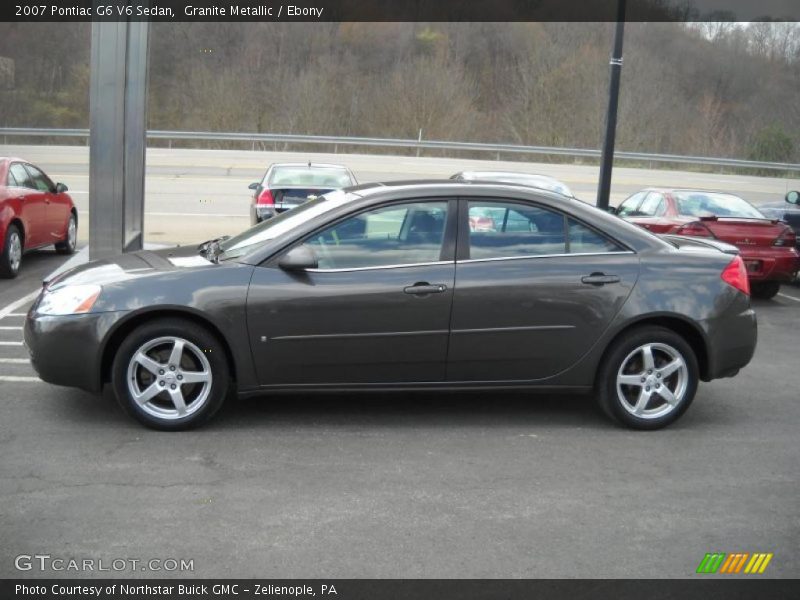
218, 190, 356, 259
268, 166, 353, 188
674, 192, 765, 219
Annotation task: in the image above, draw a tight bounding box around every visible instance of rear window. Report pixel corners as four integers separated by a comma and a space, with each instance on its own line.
674, 192, 764, 219
268, 167, 352, 188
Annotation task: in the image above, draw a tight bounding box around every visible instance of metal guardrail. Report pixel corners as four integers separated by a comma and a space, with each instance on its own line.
1, 127, 799, 173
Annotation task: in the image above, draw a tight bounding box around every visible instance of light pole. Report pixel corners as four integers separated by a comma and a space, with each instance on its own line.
597, 0, 627, 210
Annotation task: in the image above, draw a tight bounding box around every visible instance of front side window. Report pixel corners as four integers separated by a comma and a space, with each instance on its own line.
617, 192, 647, 216
8, 163, 33, 189
639, 193, 665, 216
305, 201, 448, 270
24, 165, 53, 192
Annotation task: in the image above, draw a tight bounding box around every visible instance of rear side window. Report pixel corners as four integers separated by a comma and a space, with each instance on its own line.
568, 219, 624, 253
8, 163, 33, 189
467, 201, 566, 259
466, 200, 624, 260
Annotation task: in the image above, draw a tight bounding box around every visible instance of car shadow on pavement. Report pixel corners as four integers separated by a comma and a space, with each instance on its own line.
216, 391, 611, 432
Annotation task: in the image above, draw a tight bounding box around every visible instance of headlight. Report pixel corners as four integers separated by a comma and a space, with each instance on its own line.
37, 285, 102, 316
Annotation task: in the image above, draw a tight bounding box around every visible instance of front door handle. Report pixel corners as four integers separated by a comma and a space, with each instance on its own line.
404, 282, 447, 295
581, 273, 620, 286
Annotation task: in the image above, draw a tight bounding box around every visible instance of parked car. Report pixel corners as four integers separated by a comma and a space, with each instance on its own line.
25, 181, 756, 432
757, 190, 800, 252
451, 170, 575, 197
249, 162, 357, 224
616, 188, 799, 299
0, 158, 77, 278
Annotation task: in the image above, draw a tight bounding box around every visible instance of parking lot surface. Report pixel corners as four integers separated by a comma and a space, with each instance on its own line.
1, 254, 799, 578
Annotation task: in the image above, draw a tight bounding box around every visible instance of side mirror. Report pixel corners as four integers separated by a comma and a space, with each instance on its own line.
786, 190, 800, 205
278, 245, 318, 271
248, 182, 260, 191
55, 182, 68, 193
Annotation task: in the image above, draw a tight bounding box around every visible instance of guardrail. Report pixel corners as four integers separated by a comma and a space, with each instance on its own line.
1, 127, 799, 173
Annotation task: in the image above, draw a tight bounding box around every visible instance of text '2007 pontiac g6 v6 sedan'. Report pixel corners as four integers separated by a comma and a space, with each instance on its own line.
24, 181, 757, 431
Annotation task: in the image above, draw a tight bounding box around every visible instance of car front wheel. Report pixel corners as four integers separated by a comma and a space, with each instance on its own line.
55, 214, 77, 255
111, 319, 230, 430
0, 224, 23, 278
596, 326, 698, 430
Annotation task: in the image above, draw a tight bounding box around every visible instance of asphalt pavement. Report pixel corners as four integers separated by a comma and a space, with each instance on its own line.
0, 252, 798, 579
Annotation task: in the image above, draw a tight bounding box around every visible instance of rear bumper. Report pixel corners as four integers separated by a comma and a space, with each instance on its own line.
704, 302, 757, 381
739, 247, 800, 282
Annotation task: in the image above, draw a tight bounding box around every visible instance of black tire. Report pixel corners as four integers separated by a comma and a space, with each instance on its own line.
750, 281, 780, 300
111, 318, 231, 430
55, 213, 77, 255
0, 224, 22, 279
596, 326, 699, 430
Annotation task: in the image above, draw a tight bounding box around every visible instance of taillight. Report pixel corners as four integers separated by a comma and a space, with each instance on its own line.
773, 226, 796, 247
675, 221, 716, 238
257, 189, 275, 206
721, 256, 750, 296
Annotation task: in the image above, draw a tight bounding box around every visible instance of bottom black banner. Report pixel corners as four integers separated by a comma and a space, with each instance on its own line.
3, 579, 800, 600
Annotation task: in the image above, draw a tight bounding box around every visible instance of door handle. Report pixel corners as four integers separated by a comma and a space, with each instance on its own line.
403, 282, 447, 295
581, 273, 620, 286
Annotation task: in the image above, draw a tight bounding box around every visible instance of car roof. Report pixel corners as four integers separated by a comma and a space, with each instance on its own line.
637, 187, 745, 196
346, 179, 578, 202
270, 163, 350, 170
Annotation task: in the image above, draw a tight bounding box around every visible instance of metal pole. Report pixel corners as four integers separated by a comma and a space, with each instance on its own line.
596, 0, 626, 210
88, 7, 149, 260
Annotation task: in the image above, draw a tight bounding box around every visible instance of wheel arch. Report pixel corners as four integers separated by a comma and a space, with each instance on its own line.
597, 314, 710, 383
100, 307, 238, 387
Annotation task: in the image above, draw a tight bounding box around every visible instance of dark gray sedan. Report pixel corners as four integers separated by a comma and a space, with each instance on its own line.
24, 181, 757, 431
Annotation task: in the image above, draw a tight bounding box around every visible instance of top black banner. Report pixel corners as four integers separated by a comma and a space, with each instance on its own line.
4, 0, 800, 22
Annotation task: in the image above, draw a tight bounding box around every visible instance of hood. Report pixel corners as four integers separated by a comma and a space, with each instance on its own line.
48, 245, 217, 289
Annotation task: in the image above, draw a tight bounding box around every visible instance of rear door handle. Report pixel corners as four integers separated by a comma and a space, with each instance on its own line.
404, 283, 447, 295
581, 273, 620, 286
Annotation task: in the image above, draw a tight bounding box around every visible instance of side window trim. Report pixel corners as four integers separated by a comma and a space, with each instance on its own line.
267, 197, 458, 272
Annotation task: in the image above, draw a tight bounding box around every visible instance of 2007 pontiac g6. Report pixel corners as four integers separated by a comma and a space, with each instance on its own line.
24, 181, 757, 430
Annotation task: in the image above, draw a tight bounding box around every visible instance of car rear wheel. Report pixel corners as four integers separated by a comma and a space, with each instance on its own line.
750, 281, 780, 300
0, 224, 23, 279
111, 319, 230, 430
55, 214, 77, 255
596, 326, 698, 430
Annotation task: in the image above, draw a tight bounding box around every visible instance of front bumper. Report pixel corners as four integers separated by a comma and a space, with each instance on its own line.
24, 310, 125, 393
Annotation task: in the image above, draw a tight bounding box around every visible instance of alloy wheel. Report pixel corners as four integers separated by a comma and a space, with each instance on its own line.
616, 342, 689, 420
8, 232, 22, 273
126, 336, 212, 421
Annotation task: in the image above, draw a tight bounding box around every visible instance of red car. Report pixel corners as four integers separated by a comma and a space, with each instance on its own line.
0, 158, 77, 278
617, 188, 799, 299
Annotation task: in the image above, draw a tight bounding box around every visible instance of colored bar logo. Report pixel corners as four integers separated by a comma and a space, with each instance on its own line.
696, 552, 773, 574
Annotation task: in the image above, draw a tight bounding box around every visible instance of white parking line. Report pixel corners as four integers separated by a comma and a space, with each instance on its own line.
0, 326, 23, 330
777, 293, 800, 303
0, 289, 39, 320
0, 358, 29, 364
4, 313, 27, 317
0, 375, 40, 383
0, 341, 24, 346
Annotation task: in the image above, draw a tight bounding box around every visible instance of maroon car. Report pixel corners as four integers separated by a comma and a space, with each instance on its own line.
617, 188, 799, 299
0, 158, 77, 278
